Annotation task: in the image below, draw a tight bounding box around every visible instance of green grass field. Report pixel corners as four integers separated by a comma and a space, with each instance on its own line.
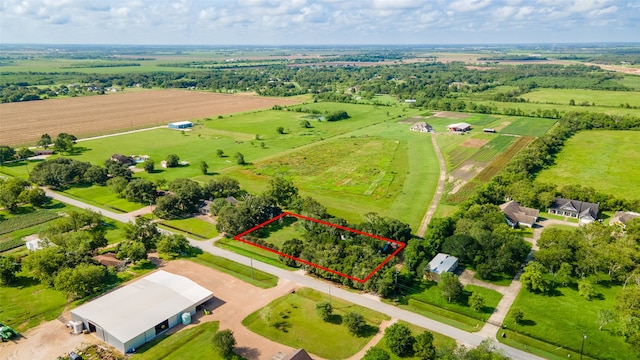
499, 118, 557, 137
471, 100, 639, 117
189, 252, 278, 289
159, 218, 219, 239
215, 237, 293, 270
503, 277, 634, 360
130, 321, 243, 360
0, 271, 68, 332
62, 186, 144, 213
537, 131, 640, 199
242, 288, 390, 360
372, 321, 457, 359
521, 88, 640, 108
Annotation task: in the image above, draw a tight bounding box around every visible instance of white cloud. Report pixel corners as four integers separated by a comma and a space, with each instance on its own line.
449, 0, 493, 12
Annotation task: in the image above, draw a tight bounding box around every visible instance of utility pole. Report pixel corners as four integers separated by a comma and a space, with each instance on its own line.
580, 334, 587, 360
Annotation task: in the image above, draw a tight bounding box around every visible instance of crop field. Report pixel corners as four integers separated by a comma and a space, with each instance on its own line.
537, 131, 640, 199
499, 118, 557, 137
521, 88, 640, 108
0, 89, 302, 146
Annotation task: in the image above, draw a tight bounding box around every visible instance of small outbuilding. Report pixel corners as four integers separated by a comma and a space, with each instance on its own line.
70, 270, 213, 354
447, 123, 471, 132
168, 121, 193, 129
610, 211, 640, 227
425, 253, 459, 282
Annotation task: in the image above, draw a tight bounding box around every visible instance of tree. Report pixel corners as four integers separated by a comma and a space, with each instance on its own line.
511, 307, 524, 324
578, 279, 595, 300
468, 292, 485, 311
344, 311, 366, 336
363, 347, 390, 360
0, 256, 20, 286
124, 217, 161, 250
157, 234, 190, 258
37, 133, 52, 148
413, 331, 436, 360
200, 160, 209, 175
144, 159, 155, 173
520, 261, 550, 293
315, 301, 333, 321
439, 272, 463, 303
216, 149, 225, 157
234, 152, 246, 165
53, 133, 76, 153
441, 234, 479, 265
0, 146, 15, 166
556, 262, 573, 286
166, 154, 179, 168
265, 176, 298, 207
213, 329, 236, 358
597, 309, 614, 331
16, 147, 34, 160
168, 178, 204, 215
615, 286, 640, 351
300, 120, 312, 128
116, 240, 148, 263
0, 177, 30, 213
276, 126, 285, 134
54, 263, 108, 299
123, 178, 156, 204
385, 322, 415, 357
108, 176, 129, 196
22, 246, 66, 286
84, 165, 108, 185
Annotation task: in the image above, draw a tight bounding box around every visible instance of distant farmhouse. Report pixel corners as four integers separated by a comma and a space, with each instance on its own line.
71, 270, 213, 354
168, 121, 193, 130
410, 122, 434, 133
425, 253, 459, 282
500, 200, 540, 228
110, 153, 135, 167
447, 122, 471, 132
610, 211, 640, 227
548, 197, 599, 224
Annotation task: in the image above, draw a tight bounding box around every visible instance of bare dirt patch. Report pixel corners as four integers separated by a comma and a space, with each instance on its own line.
460, 138, 489, 148
0, 90, 302, 146
495, 121, 511, 131
450, 160, 486, 181
432, 111, 470, 119
398, 116, 428, 124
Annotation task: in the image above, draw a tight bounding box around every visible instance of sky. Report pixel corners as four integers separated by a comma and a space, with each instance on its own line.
1, 0, 639, 45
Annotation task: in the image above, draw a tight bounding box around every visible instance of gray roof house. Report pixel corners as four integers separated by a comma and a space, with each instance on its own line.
71, 270, 213, 353
499, 201, 540, 228
548, 197, 599, 224
425, 253, 459, 282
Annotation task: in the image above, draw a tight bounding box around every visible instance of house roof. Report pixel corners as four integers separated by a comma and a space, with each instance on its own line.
71, 270, 212, 344
168, 121, 193, 126
428, 253, 458, 274
499, 200, 539, 226
282, 349, 313, 360
610, 211, 640, 224
550, 198, 599, 220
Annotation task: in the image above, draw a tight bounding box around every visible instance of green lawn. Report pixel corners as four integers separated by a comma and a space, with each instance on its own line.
242, 288, 390, 360
159, 218, 219, 239
61, 186, 144, 213
0, 271, 68, 332
470, 100, 639, 117
537, 130, 640, 200
215, 237, 293, 270
521, 88, 640, 108
372, 321, 457, 359
503, 277, 634, 360
499, 118, 557, 137
259, 216, 304, 248
130, 321, 244, 360
189, 252, 278, 289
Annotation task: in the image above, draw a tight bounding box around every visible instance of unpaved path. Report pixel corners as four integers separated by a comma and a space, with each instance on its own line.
417, 133, 447, 237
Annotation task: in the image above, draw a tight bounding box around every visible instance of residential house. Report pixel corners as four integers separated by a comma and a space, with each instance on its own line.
425, 253, 458, 282
110, 154, 135, 167
499, 200, 540, 228
548, 197, 599, 223
409, 122, 434, 133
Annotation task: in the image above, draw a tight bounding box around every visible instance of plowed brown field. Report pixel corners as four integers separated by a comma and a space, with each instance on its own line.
0, 90, 302, 146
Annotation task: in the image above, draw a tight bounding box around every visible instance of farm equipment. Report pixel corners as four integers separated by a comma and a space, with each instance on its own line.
0, 323, 19, 341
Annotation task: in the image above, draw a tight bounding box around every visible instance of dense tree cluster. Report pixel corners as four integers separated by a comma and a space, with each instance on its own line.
0, 177, 47, 212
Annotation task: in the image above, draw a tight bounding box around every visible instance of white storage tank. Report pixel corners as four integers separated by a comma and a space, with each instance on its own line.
72, 321, 83, 334
181, 312, 191, 325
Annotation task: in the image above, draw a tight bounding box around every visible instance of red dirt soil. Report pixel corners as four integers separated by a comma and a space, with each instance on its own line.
0, 90, 302, 146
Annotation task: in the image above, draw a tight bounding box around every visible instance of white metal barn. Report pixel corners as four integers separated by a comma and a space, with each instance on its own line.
70, 270, 213, 353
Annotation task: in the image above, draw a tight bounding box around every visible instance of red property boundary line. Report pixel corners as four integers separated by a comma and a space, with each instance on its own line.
233, 211, 406, 283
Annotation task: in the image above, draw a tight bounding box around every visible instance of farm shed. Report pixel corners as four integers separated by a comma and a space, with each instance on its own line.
609, 211, 640, 227
425, 253, 458, 282
168, 121, 193, 129
447, 123, 471, 132
499, 200, 539, 228
548, 197, 599, 224
70, 270, 213, 353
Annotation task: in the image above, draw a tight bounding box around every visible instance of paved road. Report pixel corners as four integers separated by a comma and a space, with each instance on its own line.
44, 190, 543, 360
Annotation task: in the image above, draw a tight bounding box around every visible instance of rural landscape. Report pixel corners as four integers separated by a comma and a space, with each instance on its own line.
1, 41, 639, 360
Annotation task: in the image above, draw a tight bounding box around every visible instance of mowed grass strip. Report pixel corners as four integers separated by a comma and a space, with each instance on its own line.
503, 277, 634, 360
159, 218, 219, 239
499, 118, 557, 137
214, 237, 293, 270
521, 88, 640, 108
243, 288, 390, 360
130, 321, 243, 360
189, 252, 278, 289
537, 130, 640, 200
472, 135, 516, 162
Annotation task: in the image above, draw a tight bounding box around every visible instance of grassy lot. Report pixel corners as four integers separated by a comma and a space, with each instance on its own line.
189, 252, 278, 289
503, 276, 634, 360
242, 288, 390, 360
472, 135, 516, 162
159, 218, 219, 239
520, 88, 640, 108
0, 271, 68, 332
215, 237, 293, 270
619, 75, 640, 90
537, 131, 640, 200
499, 118, 557, 137
372, 321, 457, 359
61, 186, 144, 213
470, 100, 639, 117
130, 321, 244, 360
259, 216, 303, 248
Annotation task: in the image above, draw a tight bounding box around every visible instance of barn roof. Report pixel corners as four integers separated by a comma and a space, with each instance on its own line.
71, 270, 212, 344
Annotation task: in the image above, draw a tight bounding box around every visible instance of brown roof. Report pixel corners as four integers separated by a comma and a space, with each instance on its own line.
611, 211, 640, 224
282, 349, 313, 360
500, 200, 539, 226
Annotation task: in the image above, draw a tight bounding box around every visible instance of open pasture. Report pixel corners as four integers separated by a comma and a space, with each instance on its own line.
537, 130, 640, 199
0, 89, 301, 146
521, 88, 640, 108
